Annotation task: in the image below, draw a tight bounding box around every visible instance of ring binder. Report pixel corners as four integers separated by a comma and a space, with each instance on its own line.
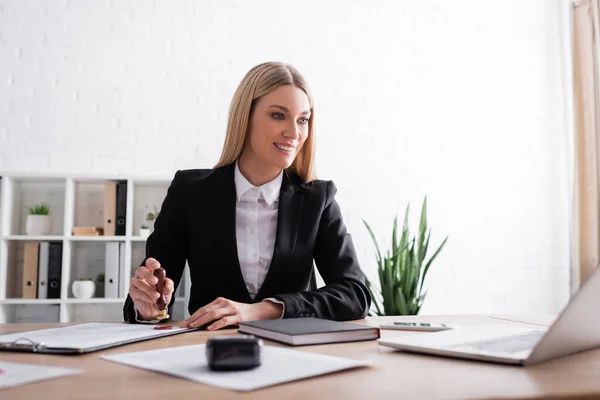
0, 338, 47, 352
0, 323, 197, 355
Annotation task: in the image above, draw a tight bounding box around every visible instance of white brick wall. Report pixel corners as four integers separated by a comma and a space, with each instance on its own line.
0, 0, 572, 314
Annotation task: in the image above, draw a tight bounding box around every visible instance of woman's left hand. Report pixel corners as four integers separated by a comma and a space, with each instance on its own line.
180, 297, 283, 330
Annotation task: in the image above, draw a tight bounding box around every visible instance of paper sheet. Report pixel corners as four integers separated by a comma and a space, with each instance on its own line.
0, 361, 82, 390
101, 344, 367, 391
0, 323, 192, 351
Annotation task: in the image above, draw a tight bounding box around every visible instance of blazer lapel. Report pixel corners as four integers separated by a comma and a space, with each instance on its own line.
257, 171, 304, 299
208, 164, 252, 303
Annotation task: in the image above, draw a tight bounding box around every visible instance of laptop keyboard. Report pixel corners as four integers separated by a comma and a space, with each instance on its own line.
450, 330, 546, 354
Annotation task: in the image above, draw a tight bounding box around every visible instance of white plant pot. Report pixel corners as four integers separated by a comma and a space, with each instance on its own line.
139, 228, 151, 238
72, 281, 96, 299
26, 215, 53, 236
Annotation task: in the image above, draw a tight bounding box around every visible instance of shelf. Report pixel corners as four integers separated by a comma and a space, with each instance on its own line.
3, 235, 146, 241
0, 299, 61, 305
0, 174, 174, 323
3, 235, 64, 241
68, 236, 127, 242
65, 298, 126, 304
0, 298, 126, 305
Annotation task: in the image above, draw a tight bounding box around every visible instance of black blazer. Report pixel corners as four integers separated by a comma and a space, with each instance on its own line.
123, 163, 371, 322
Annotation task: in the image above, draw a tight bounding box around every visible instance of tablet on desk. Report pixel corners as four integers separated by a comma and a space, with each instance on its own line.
379, 322, 454, 332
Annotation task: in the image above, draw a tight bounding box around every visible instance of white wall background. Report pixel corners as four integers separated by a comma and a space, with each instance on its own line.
0, 0, 572, 315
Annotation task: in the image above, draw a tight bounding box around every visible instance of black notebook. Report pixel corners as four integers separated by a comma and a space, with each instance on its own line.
238, 318, 380, 346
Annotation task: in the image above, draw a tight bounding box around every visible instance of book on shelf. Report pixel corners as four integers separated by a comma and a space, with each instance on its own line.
238, 318, 380, 346
72, 226, 104, 236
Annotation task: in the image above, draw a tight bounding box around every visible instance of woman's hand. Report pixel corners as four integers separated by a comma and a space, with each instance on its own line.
129, 257, 175, 320
180, 297, 283, 330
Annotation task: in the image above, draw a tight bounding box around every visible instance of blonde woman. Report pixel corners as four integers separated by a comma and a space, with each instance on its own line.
124, 62, 371, 330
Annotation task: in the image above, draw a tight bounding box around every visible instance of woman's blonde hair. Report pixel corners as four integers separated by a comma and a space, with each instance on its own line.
215, 62, 316, 182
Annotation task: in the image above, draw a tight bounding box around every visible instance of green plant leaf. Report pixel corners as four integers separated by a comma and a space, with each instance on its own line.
365, 276, 383, 316
392, 215, 398, 260
423, 231, 431, 266
399, 204, 409, 254
28, 203, 50, 215
395, 289, 408, 315
393, 243, 403, 283
417, 197, 427, 265
401, 240, 413, 298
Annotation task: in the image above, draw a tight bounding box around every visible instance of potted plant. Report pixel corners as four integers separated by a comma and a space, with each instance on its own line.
139, 224, 151, 238
140, 206, 159, 237
363, 197, 448, 316
72, 278, 96, 299
26, 203, 52, 235
146, 206, 159, 227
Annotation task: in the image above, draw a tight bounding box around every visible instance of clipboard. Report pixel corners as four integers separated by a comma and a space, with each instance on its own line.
0, 322, 196, 355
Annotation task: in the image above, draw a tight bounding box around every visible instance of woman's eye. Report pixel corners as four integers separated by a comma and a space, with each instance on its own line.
271, 112, 284, 120
298, 117, 309, 125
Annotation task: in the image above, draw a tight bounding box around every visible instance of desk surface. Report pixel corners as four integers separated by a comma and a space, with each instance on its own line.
1, 315, 599, 400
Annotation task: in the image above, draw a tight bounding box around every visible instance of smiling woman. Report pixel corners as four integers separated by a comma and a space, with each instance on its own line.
235, 85, 312, 187
123, 62, 371, 330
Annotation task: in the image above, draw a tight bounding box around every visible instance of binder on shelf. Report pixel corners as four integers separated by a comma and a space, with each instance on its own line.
104, 181, 117, 236
22, 242, 40, 299
118, 242, 126, 298
47, 242, 63, 299
115, 180, 127, 236
37, 242, 50, 299
105, 242, 120, 298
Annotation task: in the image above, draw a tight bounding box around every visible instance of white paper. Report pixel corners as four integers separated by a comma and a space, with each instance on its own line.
101, 344, 367, 391
0, 323, 193, 351
0, 361, 82, 390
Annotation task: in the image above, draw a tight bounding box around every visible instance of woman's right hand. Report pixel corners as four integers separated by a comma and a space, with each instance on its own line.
129, 257, 175, 320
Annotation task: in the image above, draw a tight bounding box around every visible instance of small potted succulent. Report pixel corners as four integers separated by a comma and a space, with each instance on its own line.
72, 277, 96, 299
26, 203, 53, 235
140, 206, 159, 237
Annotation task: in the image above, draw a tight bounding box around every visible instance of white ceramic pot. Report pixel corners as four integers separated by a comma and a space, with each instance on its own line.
139, 228, 151, 238
26, 215, 53, 235
72, 280, 96, 299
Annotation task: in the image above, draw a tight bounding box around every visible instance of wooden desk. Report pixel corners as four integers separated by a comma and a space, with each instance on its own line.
1, 315, 600, 400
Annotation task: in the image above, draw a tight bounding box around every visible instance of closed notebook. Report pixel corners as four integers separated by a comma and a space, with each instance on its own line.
238, 318, 380, 346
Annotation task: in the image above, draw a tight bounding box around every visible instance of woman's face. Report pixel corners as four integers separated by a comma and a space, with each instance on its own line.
243, 85, 311, 172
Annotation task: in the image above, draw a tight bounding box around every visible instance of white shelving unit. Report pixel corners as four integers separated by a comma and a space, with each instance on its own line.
0, 172, 176, 323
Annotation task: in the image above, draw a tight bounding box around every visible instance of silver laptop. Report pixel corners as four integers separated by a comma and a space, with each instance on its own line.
379, 266, 600, 366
